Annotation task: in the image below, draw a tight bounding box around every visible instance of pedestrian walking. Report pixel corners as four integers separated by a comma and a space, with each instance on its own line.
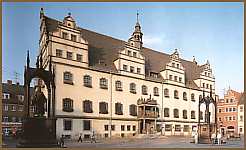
217, 132, 222, 145
91, 131, 96, 143
78, 133, 83, 143
60, 134, 65, 147
211, 132, 216, 144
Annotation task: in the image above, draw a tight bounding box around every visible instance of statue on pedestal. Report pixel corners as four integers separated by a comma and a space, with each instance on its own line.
32, 86, 47, 117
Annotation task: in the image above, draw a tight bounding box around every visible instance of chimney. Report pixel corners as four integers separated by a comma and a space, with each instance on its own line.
7, 80, 12, 85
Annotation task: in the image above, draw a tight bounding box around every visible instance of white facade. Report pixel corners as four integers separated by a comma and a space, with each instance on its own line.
38, 11, 216, 139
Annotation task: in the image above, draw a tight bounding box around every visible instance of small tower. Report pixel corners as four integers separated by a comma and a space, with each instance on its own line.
63, 12, 76, 28
128, 12, 143, 49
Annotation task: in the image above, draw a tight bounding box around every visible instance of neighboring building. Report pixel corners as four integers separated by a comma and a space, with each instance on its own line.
37, 9, 216, 139
217, 89, 242, 136
2, 80, 34, 136
238, 92, 244, 135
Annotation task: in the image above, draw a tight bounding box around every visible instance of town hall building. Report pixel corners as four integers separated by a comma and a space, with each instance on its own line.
37, 9, 216, 139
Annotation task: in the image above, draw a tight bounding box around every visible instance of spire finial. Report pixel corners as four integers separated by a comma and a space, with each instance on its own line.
40, 8, 44, 19
27, 50, 30, 68
137, 11, 139, 23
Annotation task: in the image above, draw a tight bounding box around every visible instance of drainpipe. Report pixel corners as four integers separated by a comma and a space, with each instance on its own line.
109, 71, 113, 138
161, 81, 164, 135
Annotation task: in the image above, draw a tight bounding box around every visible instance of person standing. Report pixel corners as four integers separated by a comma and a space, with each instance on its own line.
78, 133, 83, 143
194, 132, 198, 144
211, 132, 216, 144
60, 134, 65, 147
91, 131, 96, 143
217, 132, 222, 145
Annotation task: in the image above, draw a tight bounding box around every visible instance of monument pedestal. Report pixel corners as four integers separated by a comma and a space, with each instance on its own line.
198, 124, 211, 144
17, 117, 59, 148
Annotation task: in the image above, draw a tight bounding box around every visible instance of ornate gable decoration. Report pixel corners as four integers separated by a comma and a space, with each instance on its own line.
170, 49, 180, 62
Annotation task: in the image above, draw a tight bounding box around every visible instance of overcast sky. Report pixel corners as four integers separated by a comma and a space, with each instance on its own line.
2, 2, 244, 97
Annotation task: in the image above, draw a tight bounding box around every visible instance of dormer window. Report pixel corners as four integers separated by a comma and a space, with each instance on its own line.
137, 68, 141, 74
130, 66, 134, 73
208, 73, 210, 77
71, 34, 77, 42
205, 72, 207, 76
67, 52, 73, 60
172, 63, 175, 67
169, 75, 173, 80
177, 64, 179, 68
133, 52, 137, 57
128, 50, 132, 56
123, 65, 127, 71
62, 32, 68, 39
174, 76, 178, 82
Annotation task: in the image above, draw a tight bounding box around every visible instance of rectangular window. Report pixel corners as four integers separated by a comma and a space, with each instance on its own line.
99, 102, 108, 114
175, 125, 181, 131
3, 105, 8, 111
56, 49, 63, 58
76, 54, 82, 62
179, 77, 182, 83
83, 100, 93, 113
123, 65, 127, 71
115, 103, 123, 115
133, 125, 136, 131
104, 133, 109, 138
64, 120, 72, 131
128, 50, 132, 56
240, 128, 243, 132
104, 125, 108, 131
233, 116, 236, 120
111, 125, 115, 131
71, 34, 77, 42
67, 52, 73, 60
240, 106, 243, 112
83, 120, 91, 131
18, 105, 24, 111
127, 125, 131, 131
229, 108, 232, 112
225, 108, 228, 112
183, 125, 189, 132
133, 52, 137, 57
121, 125, 125, 131
169, 75, 172, 80
240, 116, 243, 121
174, 76, 178, 81
62, 32, 68, 39
233, 108, 236, 112
219, 109, 222, 113
165, 124, 172, 131
130, 66, 134, 73
137, 68, 141, 74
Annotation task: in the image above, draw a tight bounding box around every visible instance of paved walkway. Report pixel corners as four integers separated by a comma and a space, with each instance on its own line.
64, 136, 244, 148
3, 135, 244, 148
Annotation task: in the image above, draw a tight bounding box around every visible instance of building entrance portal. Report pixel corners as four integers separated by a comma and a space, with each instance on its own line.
137, 95, 159, 134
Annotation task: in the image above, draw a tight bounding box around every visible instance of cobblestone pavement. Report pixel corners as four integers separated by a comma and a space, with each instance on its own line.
64, 136, 244, 148
3, 135, 244, 148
